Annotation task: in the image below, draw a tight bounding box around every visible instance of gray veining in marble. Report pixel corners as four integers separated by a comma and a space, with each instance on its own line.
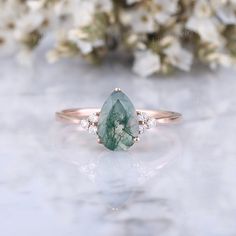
0, 48, 236, 236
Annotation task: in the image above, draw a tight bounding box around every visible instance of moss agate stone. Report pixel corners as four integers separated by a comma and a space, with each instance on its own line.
97, 90, 139, 151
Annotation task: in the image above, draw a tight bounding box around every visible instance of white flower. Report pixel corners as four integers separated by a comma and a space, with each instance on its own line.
70, 0, 96, 27
154, 0, 178, 24
210, 0, 236, 24
207, 52, 233, 69
186, 17, 223, 46
193, 0, 212, 17
76, 40, 93, 54
164, 41, 193, 71
68, 28, 87, 41
133, 50, 160, 77
68, 28, 104, 54
14, 11, 45, 41
216, 54, 232, 67
76, 39, 104, 54
215, 5, 236, 24
121, 8, 156, 33
95, 0, 113, 12
54, 0, 74, 18
186, 0, 224, 46
26, 0, 44, 10
68, 30, 93, 54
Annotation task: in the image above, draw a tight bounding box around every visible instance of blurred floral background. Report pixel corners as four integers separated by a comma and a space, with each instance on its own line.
0, 0, 236, 77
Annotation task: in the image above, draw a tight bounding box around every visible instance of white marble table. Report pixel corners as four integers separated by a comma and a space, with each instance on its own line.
0, 52, 236, 236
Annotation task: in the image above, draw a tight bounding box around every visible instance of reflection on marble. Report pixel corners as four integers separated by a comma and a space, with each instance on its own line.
53, 123, 182, 210
0, 52, 236, 236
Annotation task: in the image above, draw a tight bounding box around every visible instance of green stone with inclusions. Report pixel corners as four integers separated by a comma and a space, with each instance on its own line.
97, 90, 139, 151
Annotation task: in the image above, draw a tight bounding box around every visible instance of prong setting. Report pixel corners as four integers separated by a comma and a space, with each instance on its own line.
134, 137, 140, 143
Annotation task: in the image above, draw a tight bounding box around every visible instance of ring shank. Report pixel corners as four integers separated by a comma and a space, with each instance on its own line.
56, 108, 182, 124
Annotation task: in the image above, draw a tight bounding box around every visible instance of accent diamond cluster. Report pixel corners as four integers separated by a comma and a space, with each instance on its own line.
138, 112, 157, 134
80, 111, 156, 137
80, 113, 99, 135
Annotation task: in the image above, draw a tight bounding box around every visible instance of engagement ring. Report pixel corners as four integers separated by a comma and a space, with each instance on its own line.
56, 88, 182, 151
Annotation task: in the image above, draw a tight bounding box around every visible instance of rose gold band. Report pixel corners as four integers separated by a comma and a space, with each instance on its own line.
56, 108, 182, 124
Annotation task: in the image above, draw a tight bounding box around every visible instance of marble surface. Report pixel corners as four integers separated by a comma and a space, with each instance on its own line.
0, 51, 236, 236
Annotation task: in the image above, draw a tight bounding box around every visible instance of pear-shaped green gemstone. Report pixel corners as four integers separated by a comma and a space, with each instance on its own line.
97, 90, 139, 151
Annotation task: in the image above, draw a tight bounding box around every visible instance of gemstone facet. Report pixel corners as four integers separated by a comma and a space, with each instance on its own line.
97, 90, 139, 151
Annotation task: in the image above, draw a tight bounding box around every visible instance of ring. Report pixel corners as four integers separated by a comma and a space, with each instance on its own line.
56, 88, 182, 151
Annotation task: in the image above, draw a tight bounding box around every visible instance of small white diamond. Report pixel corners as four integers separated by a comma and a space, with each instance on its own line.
138, 114, 143, 122
138, 113, 149, 122
139, 125, 145, 134
80, 119, 89, 129
88, 113, 99, 123
88, 125, 97, 135
147, 118, 157, 128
